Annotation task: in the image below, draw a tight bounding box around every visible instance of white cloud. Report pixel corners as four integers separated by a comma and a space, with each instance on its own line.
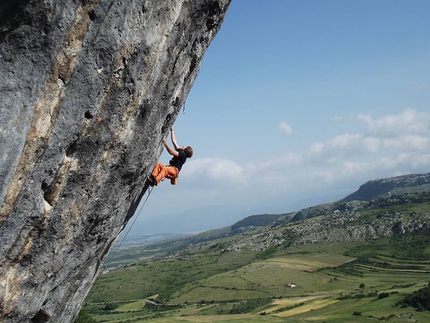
182, 157, 249, 183
175, 109, 430, 216
309, 142, 324, 154
307, 133, 380, 159
286, 108, 430, 186
329, 133, 362, 149
379, 152, 430, 170
340, 161, 370, 176
357, 108, 430, 137
363, 137, 381, 152
383, 135, 430, 151
279, 121, 293, 136
306, 109, 430, 162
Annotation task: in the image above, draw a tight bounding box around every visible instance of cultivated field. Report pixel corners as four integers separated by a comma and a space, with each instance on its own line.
83, 238, 430, 323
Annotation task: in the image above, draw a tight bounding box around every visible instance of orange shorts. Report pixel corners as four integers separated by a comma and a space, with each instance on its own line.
151, 162, 179, 185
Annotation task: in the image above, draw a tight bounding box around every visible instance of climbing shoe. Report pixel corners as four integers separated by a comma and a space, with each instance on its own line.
148, 175, 156, 186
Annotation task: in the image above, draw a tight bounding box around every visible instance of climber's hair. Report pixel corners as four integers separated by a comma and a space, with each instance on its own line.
184, 146, 193, 158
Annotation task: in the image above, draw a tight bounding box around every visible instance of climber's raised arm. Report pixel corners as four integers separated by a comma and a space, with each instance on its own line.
170, 126, 179, 150
162, 138, 179, 157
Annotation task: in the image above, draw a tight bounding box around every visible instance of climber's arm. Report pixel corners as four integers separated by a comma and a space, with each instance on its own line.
170, 126, 179, 150
162, 138, 179, 157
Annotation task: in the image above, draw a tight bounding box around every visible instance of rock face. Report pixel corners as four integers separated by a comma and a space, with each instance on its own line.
0, 0, 230, 321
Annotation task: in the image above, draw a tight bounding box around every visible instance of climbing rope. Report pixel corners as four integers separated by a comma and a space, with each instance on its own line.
107, 185, 154, 263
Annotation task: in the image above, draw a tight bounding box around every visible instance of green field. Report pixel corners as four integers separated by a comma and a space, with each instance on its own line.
82, 237, 430, 323
78, 183, 430, 322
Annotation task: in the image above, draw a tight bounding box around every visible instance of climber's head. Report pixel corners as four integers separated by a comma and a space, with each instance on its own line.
183, 146, 193, 158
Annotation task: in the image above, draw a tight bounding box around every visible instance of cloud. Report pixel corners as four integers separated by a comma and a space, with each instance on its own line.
279, 121, 293, 136
175, 109, 430, 215
309, 142, 324, 154
340, 161, 371, 176
330, 133, 362, 149
308, 134, 381, 159
289, 108, 430, 185
383, 135, 430, 151
307, 109, 430, 162
357, 109, 430, 137
182, 157, 249, 183
379, 152, 430, 170
363, 137, 381, 152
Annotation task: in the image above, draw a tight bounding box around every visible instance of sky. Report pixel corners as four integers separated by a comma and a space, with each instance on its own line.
127, 0, 430, 235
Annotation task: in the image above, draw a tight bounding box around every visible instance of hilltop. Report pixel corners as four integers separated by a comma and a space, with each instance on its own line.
341, 173, 430, 202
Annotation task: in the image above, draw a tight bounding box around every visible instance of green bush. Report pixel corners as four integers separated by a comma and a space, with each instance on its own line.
396, 284, 430, 311
255, 246, 278, 260
104, 303, 118, 311
74, 309, 96, 323
378, 292, 389, 299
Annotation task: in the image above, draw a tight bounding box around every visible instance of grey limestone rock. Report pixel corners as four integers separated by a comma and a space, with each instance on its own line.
0, 0, 231, 321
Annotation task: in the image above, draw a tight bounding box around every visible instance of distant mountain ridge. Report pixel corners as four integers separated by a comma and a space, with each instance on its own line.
231, 213, 294, 233
341, 172, 430, 202
289, 172, 430, 223
108, 172, 430, 265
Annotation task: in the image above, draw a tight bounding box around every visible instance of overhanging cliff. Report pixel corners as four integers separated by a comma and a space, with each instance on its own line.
0, 0, 231, 322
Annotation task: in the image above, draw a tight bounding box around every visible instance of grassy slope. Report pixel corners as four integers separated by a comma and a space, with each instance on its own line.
84, 238, 430, 323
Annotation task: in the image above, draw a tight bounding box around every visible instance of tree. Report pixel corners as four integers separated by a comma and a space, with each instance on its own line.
378, 292, 389, 299
104, 303, 118, 311
74, 310, 96, 323
397, 285, 430, 311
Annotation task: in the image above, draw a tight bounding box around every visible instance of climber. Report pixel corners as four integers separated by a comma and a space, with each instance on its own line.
148, 126, 193, 186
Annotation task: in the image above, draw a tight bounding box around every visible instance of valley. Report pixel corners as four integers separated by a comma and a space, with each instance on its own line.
80, 174, 430, 322
82, 238, 429, 322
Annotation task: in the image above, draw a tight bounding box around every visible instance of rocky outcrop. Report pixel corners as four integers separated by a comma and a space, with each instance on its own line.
226, 196, 430, 253
341, 173, 430, 202
287, 173, 430, 223
0, 0, 230, 322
